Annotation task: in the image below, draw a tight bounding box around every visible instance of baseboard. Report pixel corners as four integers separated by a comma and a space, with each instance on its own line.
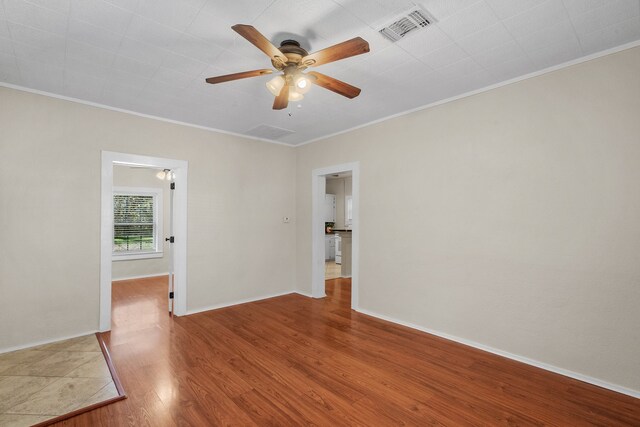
0, 330, 98, 355
294, 290, 315, 298
112, 272, 169, 281
355, 308, 640, 399
185, 290, 297, 315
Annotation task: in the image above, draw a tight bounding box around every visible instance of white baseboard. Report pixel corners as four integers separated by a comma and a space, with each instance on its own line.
294, 290, 315, 298
185, 290, 297, 316
112, 272, 169, 281
0, 330, 98, 355
355, 308, 640, 399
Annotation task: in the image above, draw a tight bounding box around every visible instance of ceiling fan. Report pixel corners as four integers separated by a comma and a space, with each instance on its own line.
205, 25, 370, 110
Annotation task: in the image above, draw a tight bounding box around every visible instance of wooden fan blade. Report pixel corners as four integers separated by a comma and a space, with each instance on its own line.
232, 24, 287, 66
301, 37, 369, 67
273, 84, 289, 110
205, 69, 273, 84
307, 72, 361, 99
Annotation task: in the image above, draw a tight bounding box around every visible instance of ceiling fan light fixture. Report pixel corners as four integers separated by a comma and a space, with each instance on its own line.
206, 25, 370, 110
288, 90, 304, 102
294, 74, 312, 94
266, 75, 285, 96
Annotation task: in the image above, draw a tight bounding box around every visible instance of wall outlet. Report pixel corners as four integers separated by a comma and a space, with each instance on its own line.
283, 216, 291, 223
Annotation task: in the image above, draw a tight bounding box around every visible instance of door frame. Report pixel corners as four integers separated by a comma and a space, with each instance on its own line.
100, 151, 188, 331
311, 162, 360, 309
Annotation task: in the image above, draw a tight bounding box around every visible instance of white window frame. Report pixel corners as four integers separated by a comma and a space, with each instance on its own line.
112, 186, 163, 261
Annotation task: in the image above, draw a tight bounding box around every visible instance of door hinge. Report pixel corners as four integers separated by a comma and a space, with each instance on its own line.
170, 182, 175, 190
165, 236, 174, 243
169, 292, 174, 299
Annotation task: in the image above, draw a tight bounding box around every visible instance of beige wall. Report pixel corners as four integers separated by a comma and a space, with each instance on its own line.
0, 87, 296, 351
112, 166, 170, 280
296, 46, 640, 393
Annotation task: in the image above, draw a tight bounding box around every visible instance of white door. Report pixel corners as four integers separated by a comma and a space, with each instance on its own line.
167, 175, 175, 315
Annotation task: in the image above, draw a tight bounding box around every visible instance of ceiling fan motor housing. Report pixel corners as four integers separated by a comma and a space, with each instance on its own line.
272, 39, 309, 69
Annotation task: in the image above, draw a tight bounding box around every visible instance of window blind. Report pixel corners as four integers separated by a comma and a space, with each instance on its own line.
113, 194, 156, 252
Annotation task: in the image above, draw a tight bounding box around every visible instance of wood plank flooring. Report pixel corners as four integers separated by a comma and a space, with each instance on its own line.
54, 276, 640, 426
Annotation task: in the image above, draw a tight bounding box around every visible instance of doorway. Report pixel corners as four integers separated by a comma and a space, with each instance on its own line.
100, 151, 188, 331
324, 171, 352, 281
311, 162, 359, 309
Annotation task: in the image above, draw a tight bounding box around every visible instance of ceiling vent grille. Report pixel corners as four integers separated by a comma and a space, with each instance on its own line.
378, 7, 435, 42
245, 124, 295, 140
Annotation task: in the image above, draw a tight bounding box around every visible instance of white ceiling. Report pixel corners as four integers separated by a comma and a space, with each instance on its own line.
1, 0, 639, 145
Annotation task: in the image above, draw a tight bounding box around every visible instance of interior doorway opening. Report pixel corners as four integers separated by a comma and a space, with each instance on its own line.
323, 171, 352, 282
311, 162, 359, 309
100, 151, 188, 331
111, 164, 174, 322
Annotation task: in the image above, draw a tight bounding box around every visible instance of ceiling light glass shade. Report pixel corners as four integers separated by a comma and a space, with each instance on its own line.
288, 90, 304, 102
156, 169, 174, 181
266, 75, 285, 96
294, 75, 312, 94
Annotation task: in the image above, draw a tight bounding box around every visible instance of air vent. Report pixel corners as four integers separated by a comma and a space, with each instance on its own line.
245, 124, 295, 140
378, 7, 435, 42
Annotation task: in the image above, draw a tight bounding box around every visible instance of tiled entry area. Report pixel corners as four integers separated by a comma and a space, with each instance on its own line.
0, 334, 119, 426
325, 261, 342, 280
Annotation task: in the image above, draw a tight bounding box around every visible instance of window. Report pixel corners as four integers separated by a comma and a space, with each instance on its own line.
113, 187, 163, 261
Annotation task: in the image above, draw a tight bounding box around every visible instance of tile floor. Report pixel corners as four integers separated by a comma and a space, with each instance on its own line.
0, 334, 119, 427
325, 260, 342, 280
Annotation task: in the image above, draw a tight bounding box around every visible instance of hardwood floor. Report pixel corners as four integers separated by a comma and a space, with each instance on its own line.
54, 276, 639, 426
